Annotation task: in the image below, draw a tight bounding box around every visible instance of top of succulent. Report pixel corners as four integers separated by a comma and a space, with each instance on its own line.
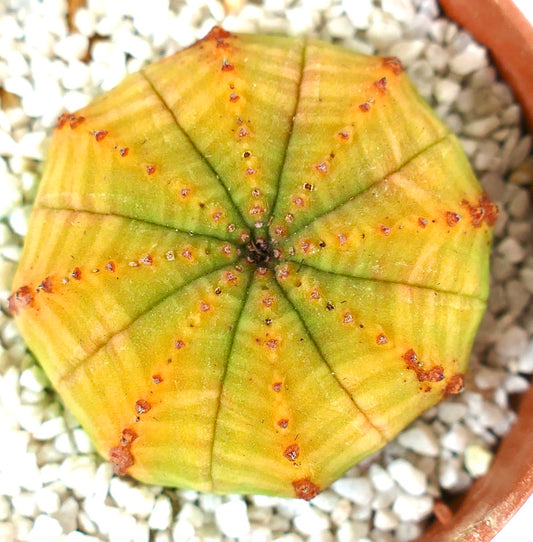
9, 27, 497, 499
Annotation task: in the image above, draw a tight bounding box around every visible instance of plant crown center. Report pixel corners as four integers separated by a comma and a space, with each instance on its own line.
244, 235, 277, 268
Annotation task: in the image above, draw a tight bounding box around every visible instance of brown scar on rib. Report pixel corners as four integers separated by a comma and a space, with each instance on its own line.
383, 56, 403, 74
403, 349, 445, 383
110, 428, 138, 476
292, 478, 320, 500
462, 192, 499, 227
8, 285, 34, 314
444, 373, 465, 396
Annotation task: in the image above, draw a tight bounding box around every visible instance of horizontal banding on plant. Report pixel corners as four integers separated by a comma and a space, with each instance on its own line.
10, 26, 495, 501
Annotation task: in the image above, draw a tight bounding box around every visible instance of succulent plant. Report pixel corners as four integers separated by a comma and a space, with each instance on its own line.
10, 27, 497, 500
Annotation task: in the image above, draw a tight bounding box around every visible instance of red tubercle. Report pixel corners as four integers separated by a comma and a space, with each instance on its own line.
359, 102, 371, 112
292, 196, 305, 207
380, 225, 391, 236
146, 165, 156, 175
135, 399, 151, 415
265, 338, 278, 350
383, 56, 404, 74
446, 211, 461, 226
376, 334, 388, 345
273, 225, 286, 238
181, 248, 193, 260
109, 446, 134, 476
140, 254, 153, 265
225, 271, 238, 282
445, 373, 465, 395
272, 382, 282, 392
200, 301, 211, 312
39, 276, 53, 293
71, 267, 82, 280
462, 193, 499, 227
94, 130, 108, 141
403, 349, 445, 383
175, 339, 185, 349
222, 244, 232, 256
119, 147, 129, 157
343, 312, 354, 324
293, 478, 320, 500
277, 419, 289, 429
229, 92, 240, 102
120, 428, 138, 446
221, 59, 235, 71
8, 285, 34, 314
250, 205, 265, 216
300, 241, 310, 253
56, 113, 85, 129
105, 261, 116, 272
152, 374, 163, 384
374, 77, 387, 94
310, 288, 320, 300
203, 26, 233, 42
418, 217, 428, 228
315, 161, 329, 174
283, 444, 300, 462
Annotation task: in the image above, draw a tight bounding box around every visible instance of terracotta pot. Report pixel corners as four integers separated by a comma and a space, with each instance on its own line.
419, 1, 533, 540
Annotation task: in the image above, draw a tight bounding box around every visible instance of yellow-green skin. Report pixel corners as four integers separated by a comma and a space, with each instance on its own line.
10, 28, 497, 500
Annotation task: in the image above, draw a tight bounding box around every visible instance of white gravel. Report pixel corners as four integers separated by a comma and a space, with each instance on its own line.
1, 0, 533, 541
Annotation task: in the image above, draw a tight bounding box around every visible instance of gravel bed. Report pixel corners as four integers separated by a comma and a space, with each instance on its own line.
1, 0, 533, 541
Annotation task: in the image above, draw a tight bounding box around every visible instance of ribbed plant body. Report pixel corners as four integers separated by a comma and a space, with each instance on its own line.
9, 28, 497, 499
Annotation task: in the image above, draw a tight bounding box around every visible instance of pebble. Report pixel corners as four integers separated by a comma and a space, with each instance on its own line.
464, 115, 500, 138
110, 478, 155, 517
148, 495, 173, 531
330, 498, 352, 526
19, 366, 48, 393
64, 532, 101, 542
449, 42, 488, 75
293, 507, 330, 534
517, 341, 533, 373
59, 456, 96, 498
388, 39, 425, 64
387, 459, 427, 496
27, 514, 62, 542
392, 494, 433, 522
35, 487, 61, 515
337, 520, 369, 542
108, 510, 137, 542
342, 0, 373, 29
332, 477, 374, 505
374, 509, 399, 531
496, 325, 529, 358
441, 423, 470, 453
464, 444, 493, 478
56, 496, 79, 532
368, 464, 395, 492
214, 499, 250, 538
397, 425, 439, 457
